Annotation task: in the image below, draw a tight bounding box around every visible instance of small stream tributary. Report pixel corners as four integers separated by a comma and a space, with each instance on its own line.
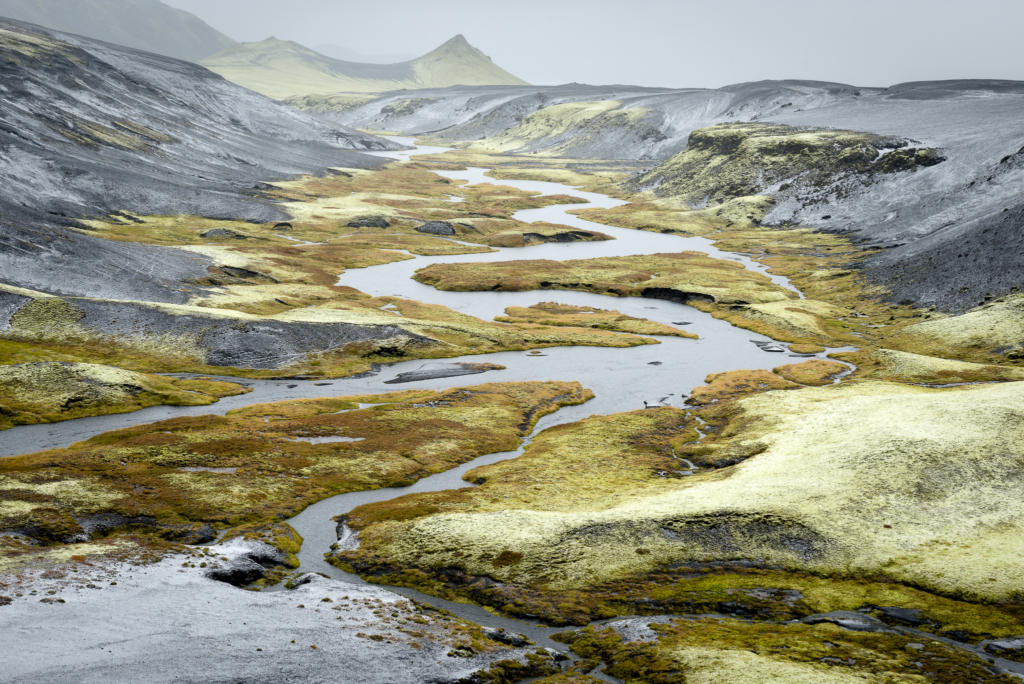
18, 138, 983, 679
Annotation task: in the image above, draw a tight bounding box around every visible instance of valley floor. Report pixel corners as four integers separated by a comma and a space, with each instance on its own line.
4, 143, 1024, 683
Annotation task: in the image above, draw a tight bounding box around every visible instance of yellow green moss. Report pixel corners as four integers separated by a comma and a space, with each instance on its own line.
0, 362, 249, 431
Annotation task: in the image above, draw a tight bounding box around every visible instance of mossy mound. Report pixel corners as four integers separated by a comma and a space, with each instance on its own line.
414, 252, 795, 306
890, 295, 1024, 362
338, 380, 1024, 603
496, 302, 696, 338
838, 349, 1024, 385
631, 122, 942, 206
558, 618, 1011, 684
772, 359, 848, 386
0, 362, 248, 431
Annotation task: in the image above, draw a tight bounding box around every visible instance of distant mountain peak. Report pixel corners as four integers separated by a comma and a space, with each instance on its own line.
201, 33, 528, 99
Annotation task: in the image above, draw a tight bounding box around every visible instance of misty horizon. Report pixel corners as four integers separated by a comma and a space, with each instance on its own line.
163, 0, 1023, 89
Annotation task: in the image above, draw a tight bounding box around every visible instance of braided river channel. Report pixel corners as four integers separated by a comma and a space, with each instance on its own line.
25, 139, 991, 681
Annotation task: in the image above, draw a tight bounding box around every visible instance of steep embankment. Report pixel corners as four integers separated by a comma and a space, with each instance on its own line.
0, 0, 235, 61
0, 17, 396, 304
201, 35, 528, 99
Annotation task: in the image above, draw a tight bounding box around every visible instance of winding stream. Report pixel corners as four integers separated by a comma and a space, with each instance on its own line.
14, 140, 1012, 679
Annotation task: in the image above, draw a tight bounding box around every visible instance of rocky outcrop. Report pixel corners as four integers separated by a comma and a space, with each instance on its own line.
0, 289, 437, 370
628, 122, 941, 206
416, 221, 457, 236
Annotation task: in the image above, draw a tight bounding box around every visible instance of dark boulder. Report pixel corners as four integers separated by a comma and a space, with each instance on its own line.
347, 217, 390, 228
200, 229, 247, 239
416, 221, 456, 236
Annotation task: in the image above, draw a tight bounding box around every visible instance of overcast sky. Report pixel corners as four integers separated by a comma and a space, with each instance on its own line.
165, 0, 1023, 88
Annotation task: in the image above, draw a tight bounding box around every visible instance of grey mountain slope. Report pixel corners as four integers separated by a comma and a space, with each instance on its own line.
314, 79, 1024, 311
0, 0, 236, 62
0, 17, 398, 304
304, 80, 868, 159
755, 82, 1024, 310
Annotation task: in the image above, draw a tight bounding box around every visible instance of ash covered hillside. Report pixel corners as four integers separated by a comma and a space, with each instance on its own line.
292, 80, 866, 159
0, 17, 398, 303
0, 0, 236, 62
632, 82, 1024, 311
311, 79, 1024, 311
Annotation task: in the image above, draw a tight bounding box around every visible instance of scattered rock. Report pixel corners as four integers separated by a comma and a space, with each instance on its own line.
522, 231, 594, 243
801, 611, 891, 633
482, 628, 530, 647
415, 221, 456, 236
200, 228, 247, 239
385, 362, 504, 385
984, 638, 1024, 659
347, 217, 390, 228
865, 605, 937, 628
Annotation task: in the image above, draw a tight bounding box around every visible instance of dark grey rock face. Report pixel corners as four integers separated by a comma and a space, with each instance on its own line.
0, 18, 398, 303
416, 221, 456, 236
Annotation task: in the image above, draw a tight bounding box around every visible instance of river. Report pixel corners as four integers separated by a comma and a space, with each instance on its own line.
4, 138, 929, 681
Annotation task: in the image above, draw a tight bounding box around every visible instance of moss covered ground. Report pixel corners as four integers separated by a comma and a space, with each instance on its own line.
557, 619, 1014, 683
630, 122, 940, 206
330, 373, 1024, 653
495, 302, 696, 338
413, 251, 795, 306
79, 161, 606, 265
0, 362, 248, 430
0, 381, 590, 546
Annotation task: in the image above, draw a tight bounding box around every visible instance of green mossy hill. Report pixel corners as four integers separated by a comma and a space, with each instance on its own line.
836, 348, 1024, 385
495, 302, 696, 338
337, 380, 1024, 605
889, 294, 1024, 362
414, 252, 795, 306
201, 35, 528, 99
630, 122, 943, 205
0, 381, 591, 545
0, 362, 248, 431
557, 619, 1013, 684
458, 100, 662, 158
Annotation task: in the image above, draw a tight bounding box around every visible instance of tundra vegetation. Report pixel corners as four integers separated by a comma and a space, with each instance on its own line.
5, 117, 1024, 683
0, 381, 590, 554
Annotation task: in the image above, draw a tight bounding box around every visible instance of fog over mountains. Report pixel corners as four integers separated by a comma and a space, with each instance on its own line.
0, 0, 235, 61
199, 34, 529, 99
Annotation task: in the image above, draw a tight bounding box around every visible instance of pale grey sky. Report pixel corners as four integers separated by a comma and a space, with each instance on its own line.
165, 0, 1024, 88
